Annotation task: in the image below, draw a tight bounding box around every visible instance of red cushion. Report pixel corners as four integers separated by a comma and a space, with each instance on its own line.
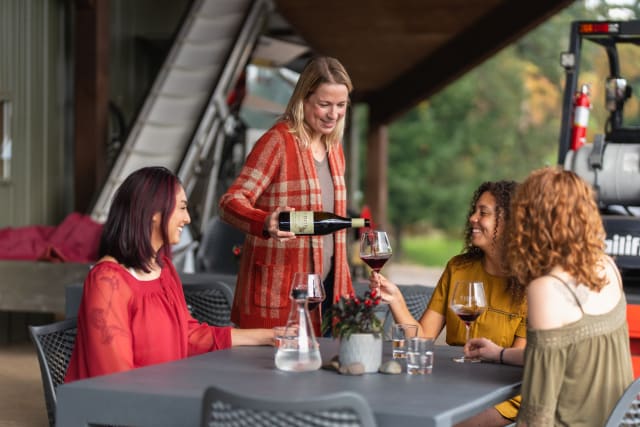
629, 304, 640, 338
632, 356, 640, 379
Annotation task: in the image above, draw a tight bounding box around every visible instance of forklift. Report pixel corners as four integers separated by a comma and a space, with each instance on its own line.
559, 20, 640, 376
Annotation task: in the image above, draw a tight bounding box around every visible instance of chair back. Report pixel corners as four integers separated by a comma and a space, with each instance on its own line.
201, 386, 377, 427
196, 216, 245, 275
605, 376, 640, 427
28, 317, 78, 427
381, 285, 433, 339
400, 284, 433, 319
183, 279, 235, 326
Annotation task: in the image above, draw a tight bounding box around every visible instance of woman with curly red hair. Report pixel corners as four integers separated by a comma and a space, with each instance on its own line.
466, 167, 633, 426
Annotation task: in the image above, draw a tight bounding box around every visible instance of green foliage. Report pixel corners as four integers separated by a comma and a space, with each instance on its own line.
358, 0, 631, 243
402, 234, 464, 267
321, 290, 383, 339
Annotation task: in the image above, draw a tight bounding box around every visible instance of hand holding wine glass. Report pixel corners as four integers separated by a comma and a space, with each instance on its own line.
450, 281, 487, 363
360, 230, 393, 304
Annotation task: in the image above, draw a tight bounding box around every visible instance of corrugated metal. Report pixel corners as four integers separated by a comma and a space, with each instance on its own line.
0, 0, 67, 227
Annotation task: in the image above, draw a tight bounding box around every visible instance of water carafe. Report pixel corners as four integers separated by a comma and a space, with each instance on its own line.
275, 279, 322, 372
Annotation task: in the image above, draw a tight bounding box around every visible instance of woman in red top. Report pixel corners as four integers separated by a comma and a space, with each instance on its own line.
65, 167, 273, 381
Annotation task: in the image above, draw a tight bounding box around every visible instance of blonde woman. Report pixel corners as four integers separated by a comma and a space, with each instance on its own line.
219, 57, 355, 330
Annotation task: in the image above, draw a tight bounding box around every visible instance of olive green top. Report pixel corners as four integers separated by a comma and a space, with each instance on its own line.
519, 281, 633, 426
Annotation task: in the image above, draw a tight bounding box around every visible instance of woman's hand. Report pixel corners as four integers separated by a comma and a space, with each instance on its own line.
369, 272, 401, 305
231, 328, 276, 347
464, 337, 502, 362
264, 207, 296, 241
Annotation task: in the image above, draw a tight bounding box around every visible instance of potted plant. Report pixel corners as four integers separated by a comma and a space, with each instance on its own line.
322, 289, 383, 373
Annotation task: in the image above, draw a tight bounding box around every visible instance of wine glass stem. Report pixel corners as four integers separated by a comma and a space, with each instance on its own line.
464, 324, 470, 360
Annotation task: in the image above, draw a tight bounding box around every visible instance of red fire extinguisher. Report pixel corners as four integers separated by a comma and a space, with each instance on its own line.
571, 84, 591, 151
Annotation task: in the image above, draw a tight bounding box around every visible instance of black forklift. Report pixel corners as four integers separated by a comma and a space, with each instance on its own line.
559, 20, 640, 306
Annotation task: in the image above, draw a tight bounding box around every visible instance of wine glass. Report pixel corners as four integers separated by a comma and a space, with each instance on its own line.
290, 272, 325, 325
359, 230, 392, 273
360, 230, 393, 303
450, 281, 487, 363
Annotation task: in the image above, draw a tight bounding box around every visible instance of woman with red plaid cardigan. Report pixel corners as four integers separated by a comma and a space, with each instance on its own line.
219, 57, 356, 329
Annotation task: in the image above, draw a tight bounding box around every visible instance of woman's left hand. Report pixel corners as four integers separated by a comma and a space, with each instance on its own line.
464, 337, 501, 362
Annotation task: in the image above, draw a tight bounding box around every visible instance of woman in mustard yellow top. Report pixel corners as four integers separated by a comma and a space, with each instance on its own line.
371, 180, 527, 426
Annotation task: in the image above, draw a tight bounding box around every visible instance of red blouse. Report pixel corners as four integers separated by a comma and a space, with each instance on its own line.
65, 257, 232, 382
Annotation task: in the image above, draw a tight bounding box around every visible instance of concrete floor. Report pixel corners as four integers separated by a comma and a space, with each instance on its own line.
0, 342, 48, 427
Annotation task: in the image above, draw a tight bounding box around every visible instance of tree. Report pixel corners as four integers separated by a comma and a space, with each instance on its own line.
359, 0, 624, 260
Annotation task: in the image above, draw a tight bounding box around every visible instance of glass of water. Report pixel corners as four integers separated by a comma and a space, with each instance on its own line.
406, 337, 434, 375
392, 324, 418, 359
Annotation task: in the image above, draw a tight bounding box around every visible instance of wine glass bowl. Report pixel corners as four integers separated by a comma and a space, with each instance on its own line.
450, 281, 487, 363
290, 272, 325, 311
360, 230, 393, 305
359, 230, 393, 273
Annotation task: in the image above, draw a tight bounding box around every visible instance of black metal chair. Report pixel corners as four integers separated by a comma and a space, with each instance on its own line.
381, 285, 434, 339
605, 376, 640, 427
182, 278, 235, 327
196, 216, 245, 275
201, 386, 377, 427
400, 284, 433, 319
28, 317, 78, 427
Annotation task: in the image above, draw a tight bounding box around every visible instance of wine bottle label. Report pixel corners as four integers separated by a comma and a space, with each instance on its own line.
352, 218, 365, 228
290, 211, 314, 234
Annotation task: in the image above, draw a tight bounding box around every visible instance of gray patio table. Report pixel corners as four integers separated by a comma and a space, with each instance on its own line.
56, 339, 522, 427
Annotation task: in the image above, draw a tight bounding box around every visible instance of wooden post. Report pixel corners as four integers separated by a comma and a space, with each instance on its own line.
364, 120, 388, 230
345, 106, 360, 213
73, 0, 109, 213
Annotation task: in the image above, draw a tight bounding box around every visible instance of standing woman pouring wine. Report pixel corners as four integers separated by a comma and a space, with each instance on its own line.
219, 56, 356, 329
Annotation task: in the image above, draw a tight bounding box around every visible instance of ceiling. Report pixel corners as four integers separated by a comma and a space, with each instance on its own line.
270, 0, 575, 124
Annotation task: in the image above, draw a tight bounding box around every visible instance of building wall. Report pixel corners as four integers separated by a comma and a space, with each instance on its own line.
0, 0, 68, 227
0, 0, 189, 228
110, 0, 191, 126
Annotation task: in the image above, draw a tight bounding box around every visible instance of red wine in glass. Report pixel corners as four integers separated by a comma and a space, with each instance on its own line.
360, 230, 393, 304
360, 253, 392, 273
452, 307, 483, 325
307, 297, 323, 311
450, 281, 487, 363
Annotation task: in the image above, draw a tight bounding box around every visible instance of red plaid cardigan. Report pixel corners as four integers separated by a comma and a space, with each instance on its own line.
219, 121, 354, 328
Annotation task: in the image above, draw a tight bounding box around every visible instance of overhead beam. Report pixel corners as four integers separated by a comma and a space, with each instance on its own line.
365, 0, 574, 124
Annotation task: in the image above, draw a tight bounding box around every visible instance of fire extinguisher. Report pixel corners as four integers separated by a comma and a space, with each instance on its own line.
571, 84, 591, 151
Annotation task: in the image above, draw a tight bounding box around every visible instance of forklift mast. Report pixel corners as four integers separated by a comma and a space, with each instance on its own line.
559, 20, 640, 304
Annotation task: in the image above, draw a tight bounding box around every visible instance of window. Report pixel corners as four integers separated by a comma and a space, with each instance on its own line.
0, 99, 11, 181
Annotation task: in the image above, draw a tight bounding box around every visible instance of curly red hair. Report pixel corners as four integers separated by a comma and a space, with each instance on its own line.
507, 167, 607, 303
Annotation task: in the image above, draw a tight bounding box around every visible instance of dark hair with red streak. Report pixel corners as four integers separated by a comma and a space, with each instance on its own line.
99, 166, 180, 272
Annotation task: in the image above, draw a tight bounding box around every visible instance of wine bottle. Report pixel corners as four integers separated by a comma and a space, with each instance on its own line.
278, 211, 370, 235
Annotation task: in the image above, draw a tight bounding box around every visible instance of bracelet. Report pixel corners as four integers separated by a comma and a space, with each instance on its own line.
499, 347, 506, 364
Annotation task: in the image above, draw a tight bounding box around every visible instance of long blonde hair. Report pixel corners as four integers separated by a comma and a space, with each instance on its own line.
282, 56, 353, 150
507, 166, 607, 303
